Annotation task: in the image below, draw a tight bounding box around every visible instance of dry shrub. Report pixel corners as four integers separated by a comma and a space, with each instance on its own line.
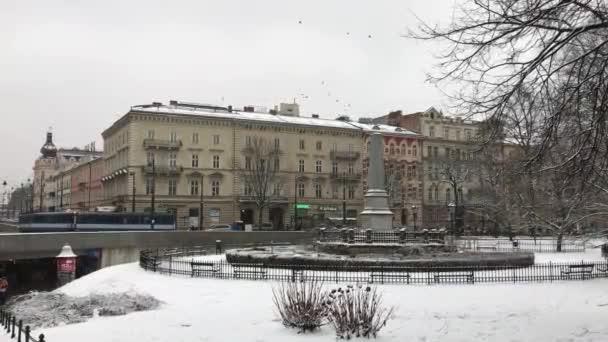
272, 280, 329, 333
327, 284, 394, 339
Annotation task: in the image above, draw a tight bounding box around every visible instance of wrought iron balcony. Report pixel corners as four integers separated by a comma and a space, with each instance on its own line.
330, 173, 362, 182
330, 151, 360, 160
143, 165, 183, 176
143, 139, 182, 150
239, 195, 289, 203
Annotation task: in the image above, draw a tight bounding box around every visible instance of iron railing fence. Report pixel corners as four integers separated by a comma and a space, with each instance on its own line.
459, 238, 586, 253
140, 248, 607, 285
318, 228, 446, 244
0, 309, 46, 342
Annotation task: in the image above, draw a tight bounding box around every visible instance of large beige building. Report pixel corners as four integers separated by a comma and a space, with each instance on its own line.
101, 101, 420, 229
375, 107, 482, 229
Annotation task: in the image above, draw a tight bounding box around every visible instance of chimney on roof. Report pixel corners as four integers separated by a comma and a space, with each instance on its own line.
228, 105, 233, 113
312, 114, 319, 118
244, 106, 255, 113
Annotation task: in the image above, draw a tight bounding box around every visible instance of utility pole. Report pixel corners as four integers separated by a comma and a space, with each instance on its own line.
199, 174, 204, 230
150, 159, 156, 229
342, 172, 346, 226
130, 171, 136, 212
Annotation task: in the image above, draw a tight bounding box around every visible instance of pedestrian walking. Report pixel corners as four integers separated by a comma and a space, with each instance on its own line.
0, 276, 8, 305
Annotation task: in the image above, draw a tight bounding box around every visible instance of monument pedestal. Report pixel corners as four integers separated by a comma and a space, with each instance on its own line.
359, 189, 393, 231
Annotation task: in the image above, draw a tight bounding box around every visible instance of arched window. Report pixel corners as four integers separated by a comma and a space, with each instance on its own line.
434, 186, 439, 200
428, 186, 433, 201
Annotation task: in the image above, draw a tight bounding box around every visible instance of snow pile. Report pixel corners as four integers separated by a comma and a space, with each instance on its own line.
6, 292, 161, 329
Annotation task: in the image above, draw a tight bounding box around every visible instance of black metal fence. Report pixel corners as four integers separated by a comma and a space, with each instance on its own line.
459, 238, 586, 253
0, 309, 46, 342
318, 228, 446, 244
140, 248, 608, 285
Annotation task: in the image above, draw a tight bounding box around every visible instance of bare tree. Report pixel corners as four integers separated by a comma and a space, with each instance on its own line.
241, 137, 282, 228
411, 0, 608, 176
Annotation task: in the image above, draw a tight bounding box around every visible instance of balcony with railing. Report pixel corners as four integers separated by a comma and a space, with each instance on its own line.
143, 139, 182, 150
330, 151, 360, 160
239, 195, 289, 203
330, 173, 362, 182
143, 165, 184, 176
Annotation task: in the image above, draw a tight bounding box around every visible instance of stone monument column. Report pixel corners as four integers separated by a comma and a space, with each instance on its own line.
360, 133, 393, 231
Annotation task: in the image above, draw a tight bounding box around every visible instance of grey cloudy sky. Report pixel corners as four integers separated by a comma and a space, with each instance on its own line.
0, 0, 454, 186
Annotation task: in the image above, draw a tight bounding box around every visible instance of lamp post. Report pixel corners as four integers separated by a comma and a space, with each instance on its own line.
1, 180, 6, 218
199, 174, 204, 230
412, 204, 417, 231
150, 159, 156, 229
447, 202, 456, 236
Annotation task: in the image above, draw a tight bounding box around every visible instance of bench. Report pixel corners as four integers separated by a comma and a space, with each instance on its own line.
561, 264, 594, 279
191, 262, 220, 277
369, 271, 411, 284
433, 272, 474, 284
232, 263, 267, 279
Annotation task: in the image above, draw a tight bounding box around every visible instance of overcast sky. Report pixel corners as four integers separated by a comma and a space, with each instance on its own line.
0, 0, 455, 187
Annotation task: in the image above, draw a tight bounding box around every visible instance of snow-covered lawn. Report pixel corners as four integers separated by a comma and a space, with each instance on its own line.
29, 260, 608, 342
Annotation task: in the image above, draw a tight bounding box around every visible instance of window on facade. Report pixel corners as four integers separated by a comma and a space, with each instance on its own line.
169, 152, 177, 168
389, 144, 395, 155
213, 155, 220, 169
315, 160, 322, 173
209, 208, 220, 224
445, 148, 451, 158
331, 143, 337, 151
299, 140, 305, 150
348, 185, 355, 199
274, 158, 280, 172
211, 181, 220, 196
168, 179, 177, 196
213, 135, 220, 145
297, 183, 305, 197
192, 154, 199, 168
413, 145, 417, 156
273, 183, 281, 196
455, 149, 461, 160
146, 152, 155, 166
412, 165, 417, 178
456, 130, 461, 140
434, 187, 439, 200
190, 180, 199, 195
428, 187, 433, 201
444, 127, 449, 139
245, 156, 251, 170
147, 130, 155, 139
170, 132, 177, 142
348, 163, 354, 175
433, 147, 439, 157
401, 144, 406, 155
298, 159, 304, 173
245, 136, 252, 146
192, 132, 199, 144
316, 141, 322, 151
274, 138, 280, 148
315, 183, 322, 198
332, 161, 338, 175
427, 146, 432, 157
145, 177, 154, 195
429, 126, 435, 137
407, 166, 412, 179
466, 130, 472, 141
244, 184, 253, 196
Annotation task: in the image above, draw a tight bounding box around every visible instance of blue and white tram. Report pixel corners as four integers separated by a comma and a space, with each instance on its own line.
18, 212, 176, 232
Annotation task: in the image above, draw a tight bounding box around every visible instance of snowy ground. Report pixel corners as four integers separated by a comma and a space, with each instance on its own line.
24, 257, 608, 342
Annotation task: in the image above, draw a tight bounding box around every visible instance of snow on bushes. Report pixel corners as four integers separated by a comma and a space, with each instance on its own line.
272, 280, 329, 333
326, 284, 394, 339
6, 291, 161, 329
272, 281, 394, 338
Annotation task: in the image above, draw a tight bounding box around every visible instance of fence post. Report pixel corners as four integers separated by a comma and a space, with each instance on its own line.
39, 333, 45, 342
341, 228, 348, 243
365, 229, 372, 244
11, 316, 15, 338
399, 228, 406, 244
24, 326, 30, 342
6, 312, 10, 332
348, 229, 355, 243
17, 320, 22, 342
216, 240, 223, 254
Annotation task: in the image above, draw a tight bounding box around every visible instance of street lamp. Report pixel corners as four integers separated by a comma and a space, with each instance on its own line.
411, 205, 417, 231
1, 180, 6, 218
447, 202, 456, 236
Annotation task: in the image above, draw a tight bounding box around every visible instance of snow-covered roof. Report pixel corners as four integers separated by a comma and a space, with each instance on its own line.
129, 103, 421, 137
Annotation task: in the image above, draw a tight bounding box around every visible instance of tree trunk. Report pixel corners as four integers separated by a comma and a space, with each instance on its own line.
556, 232, 563, 252
257, 206, 264, 230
